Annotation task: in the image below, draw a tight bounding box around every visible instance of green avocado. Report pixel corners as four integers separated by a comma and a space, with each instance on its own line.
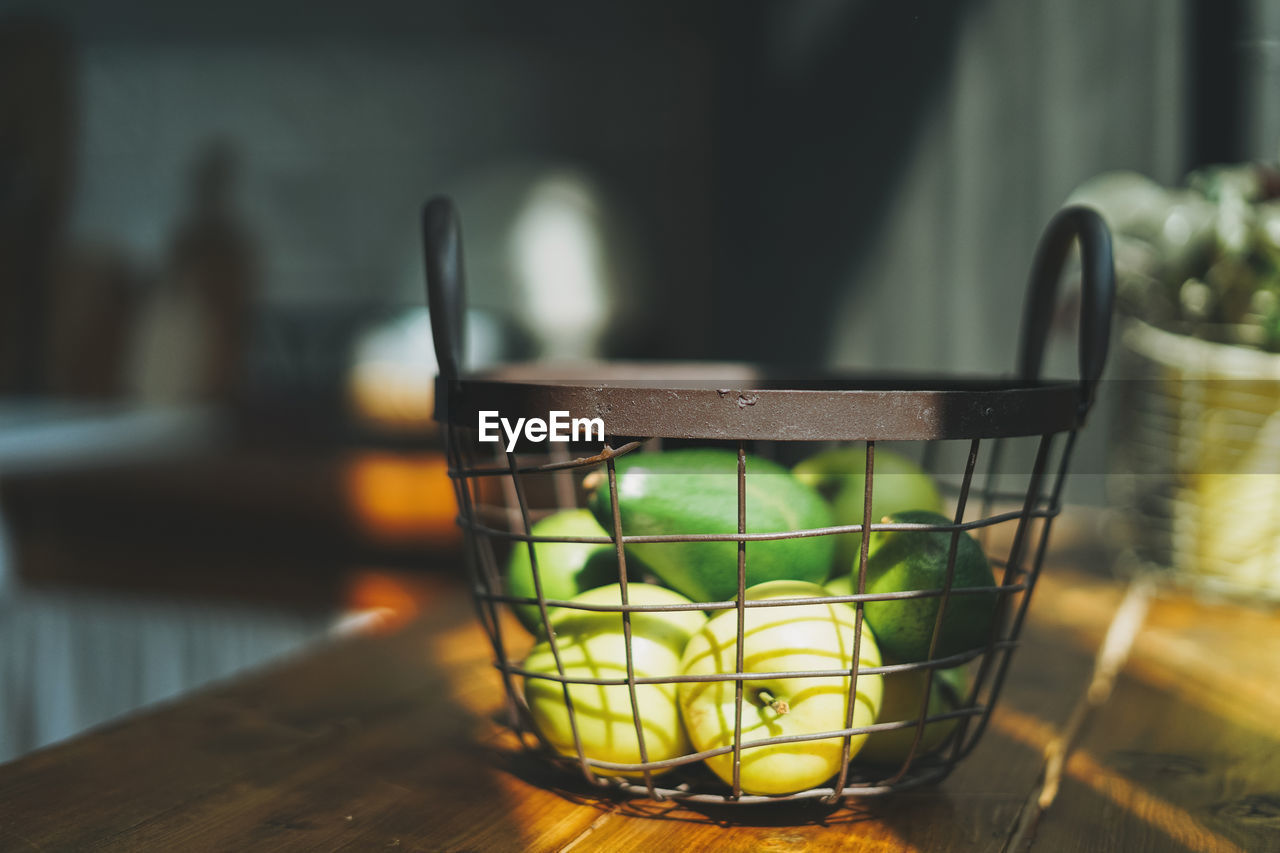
587, 449, 835, 603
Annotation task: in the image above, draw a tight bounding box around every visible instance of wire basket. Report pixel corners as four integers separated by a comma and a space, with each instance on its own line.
1111, 317, 1280, 601
424, 199, 1115, 804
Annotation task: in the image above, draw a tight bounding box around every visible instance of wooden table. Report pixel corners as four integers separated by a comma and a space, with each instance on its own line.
1, 552, 1277, 851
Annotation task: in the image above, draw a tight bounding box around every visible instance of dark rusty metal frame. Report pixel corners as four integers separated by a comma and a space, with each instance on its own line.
424, 199, 1115, 805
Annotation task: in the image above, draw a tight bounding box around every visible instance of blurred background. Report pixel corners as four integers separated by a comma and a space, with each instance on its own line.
0, 0, 1274, 761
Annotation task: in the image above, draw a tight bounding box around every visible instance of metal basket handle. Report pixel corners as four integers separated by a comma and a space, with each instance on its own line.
422, 194, 1116, 415
423, 196, 467, 381
1016, 204, 1116, 417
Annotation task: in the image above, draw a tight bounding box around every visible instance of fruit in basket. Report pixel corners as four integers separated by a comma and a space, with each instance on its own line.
505, 509, 622, 632
542, 581, 707, 644
522, 583, 705, 777
586, 449, 835, 603
678, 580, 883, 795
792, 447, 943, 577
848, 510, 998, 663
857, 666, 968, 765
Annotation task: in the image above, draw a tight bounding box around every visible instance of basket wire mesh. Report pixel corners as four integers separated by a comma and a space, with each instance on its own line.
425, 200, 1115, 804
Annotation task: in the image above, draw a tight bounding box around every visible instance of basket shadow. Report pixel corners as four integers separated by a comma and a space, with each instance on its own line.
475, 739, 621, 811
1020, 635, 1280, 853
478, 735, 901, 828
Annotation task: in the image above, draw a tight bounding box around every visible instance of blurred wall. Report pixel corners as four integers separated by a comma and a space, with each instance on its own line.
42, 0, 719, 363
827, 0, 1187, 505
827, 0, 1186, 375
702, 0, 1187, 505
73, 41, 711, 310
16, 0, 1197, 467
1241, 0, 1280, 161
25, 0, 1193, 379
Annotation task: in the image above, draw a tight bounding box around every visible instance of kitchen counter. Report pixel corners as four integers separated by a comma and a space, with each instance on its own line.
0, 552, 1277, 852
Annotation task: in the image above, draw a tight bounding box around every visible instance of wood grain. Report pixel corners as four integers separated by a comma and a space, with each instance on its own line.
1, 554, 1274, 852
0, 582, 599, 852
1026, 587, 1280, 853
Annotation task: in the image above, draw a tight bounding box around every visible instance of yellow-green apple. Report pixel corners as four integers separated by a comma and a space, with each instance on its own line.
678, 580, 883, 795
858, 665, 968, 764
522, 583, 704, 777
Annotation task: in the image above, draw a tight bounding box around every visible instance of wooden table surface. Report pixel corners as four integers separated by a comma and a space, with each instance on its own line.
1, 551, 1277, 852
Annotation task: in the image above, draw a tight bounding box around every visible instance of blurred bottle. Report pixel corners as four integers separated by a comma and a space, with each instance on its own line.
128, 141, 258, 405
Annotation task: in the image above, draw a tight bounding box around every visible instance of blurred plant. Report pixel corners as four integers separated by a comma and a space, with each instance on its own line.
1068, 162, 1280, 352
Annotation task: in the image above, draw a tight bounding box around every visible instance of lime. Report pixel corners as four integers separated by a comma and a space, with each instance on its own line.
858, 510, 998, 662
793, 447, 943, 577
858, 665, 968, 765
505, 509, 622, 632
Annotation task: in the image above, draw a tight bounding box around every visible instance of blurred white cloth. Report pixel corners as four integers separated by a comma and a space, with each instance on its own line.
0, 401, 222, 475
0, 589, 332, 762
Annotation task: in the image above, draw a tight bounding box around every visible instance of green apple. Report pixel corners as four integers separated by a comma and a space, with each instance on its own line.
522, 583, 705, 777
505, 509, 622, 632
858, 666, 968, 765
793, 447, 943, 577
678, 580, 883, 795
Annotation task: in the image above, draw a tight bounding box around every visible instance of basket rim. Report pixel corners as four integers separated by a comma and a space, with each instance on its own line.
1122, 316, 1280, 379
434, 362, 1084, 441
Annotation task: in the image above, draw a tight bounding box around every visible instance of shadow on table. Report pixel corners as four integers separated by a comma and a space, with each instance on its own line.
481, 735, 935, 830
465, 581, 1276, 851
1024, 660, 1280, 853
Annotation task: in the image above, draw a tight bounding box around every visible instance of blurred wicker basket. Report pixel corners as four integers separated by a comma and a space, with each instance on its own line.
1112, 316, 1280, 601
